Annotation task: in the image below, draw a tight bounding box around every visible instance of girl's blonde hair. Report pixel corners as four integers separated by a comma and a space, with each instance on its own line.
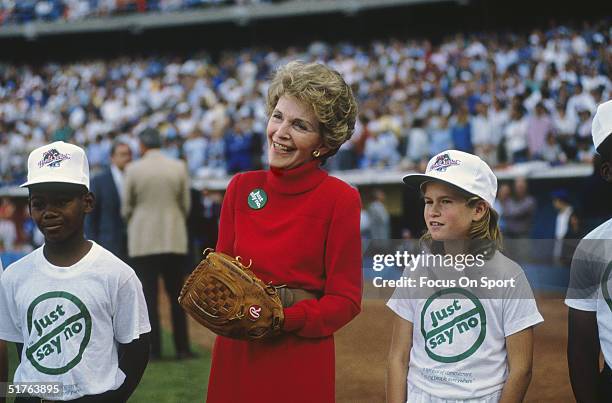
420, 187, 503, 258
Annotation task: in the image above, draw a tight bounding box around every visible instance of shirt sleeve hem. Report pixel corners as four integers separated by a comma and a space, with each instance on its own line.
0, 331, 23, 343
564, 298, 597, 312
386, 299, 414, 323
115, 324, 152, 344
504, 313, 544, 337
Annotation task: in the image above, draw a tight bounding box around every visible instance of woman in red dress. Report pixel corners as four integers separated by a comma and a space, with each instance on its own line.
206, 61, 362, 403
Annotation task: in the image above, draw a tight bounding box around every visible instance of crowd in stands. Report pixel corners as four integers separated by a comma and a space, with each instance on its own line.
0, 19, 611, 188
0, 0, 271, 26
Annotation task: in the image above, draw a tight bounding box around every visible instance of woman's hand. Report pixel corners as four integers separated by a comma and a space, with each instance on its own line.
386, 315, 413, 403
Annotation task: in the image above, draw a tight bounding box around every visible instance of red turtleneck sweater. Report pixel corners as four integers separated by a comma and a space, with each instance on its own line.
206, 160, 362, 403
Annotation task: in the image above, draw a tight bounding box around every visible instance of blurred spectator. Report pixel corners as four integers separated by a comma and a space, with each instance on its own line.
0, 198, 16, 252
450, 106, 473, 153
187, 187, 221, 269
86, 134, 112, 174
575, 108, 595, 163
352, 115, 371, 169
428, 115, 453, 157
362, 126, 400, 169
51, 113, 74, 143
504, 177, 536, 239
541, 133, 568, 165
575, 109, 596, 164
561, 210, 587, 267
85, 140, 132, 262
199, 127, 225, 177
494, 182, 512, 234
472, 102, 497, 166
0, 0, 273, 26
553, 103, 577, 159
224, 119, 255, 174
526, 102, 553, 159
489, 99, 509, 156
360, 204, 372, 240
503, 177, 537, 263
183, 130, 208, 176
123, 127, 193, 360
504, 107, 529, 163
368, 189, 391, 239
404, 117, 429, 167
551, 189, 573, 262
566, 83, 596, 122
0, 18, 609, 187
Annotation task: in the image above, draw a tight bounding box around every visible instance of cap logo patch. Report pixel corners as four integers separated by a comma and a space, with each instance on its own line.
429, 153, 460, 172
38, 149, 71, 168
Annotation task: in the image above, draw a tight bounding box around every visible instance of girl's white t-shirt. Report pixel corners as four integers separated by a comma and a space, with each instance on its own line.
387, 251, 543, 400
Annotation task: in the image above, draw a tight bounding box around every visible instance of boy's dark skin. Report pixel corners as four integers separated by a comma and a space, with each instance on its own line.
567, 137, 612, 403
13, 182, 150, 403
0, 340, 6, 403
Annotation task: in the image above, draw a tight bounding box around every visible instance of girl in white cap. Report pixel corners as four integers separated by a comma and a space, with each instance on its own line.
387, 150, 543, 403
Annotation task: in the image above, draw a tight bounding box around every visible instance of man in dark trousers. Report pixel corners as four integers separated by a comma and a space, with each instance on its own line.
122, 128, 193, 360
86, 140, 132, 262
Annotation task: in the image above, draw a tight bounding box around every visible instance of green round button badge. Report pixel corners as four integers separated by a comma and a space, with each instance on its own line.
248, 188, 268, 210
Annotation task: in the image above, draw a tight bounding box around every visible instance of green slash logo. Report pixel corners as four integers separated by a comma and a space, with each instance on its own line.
248, 188, 268, 210
420, 288, 487, 363
602, 262, 612, 312
26, 291, 92, 375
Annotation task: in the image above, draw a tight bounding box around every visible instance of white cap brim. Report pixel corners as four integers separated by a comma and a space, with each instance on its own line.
403, 172, 494, 207
21, 175, 89, 189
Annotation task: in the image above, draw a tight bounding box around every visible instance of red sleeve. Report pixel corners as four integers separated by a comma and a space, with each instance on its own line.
283, 186, 363, 337
215, 174, 240, 255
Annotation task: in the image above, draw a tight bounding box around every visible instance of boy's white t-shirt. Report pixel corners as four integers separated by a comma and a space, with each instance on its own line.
565, 218, 612, 368
0, 242, 150, 400
387, 251, 543, 400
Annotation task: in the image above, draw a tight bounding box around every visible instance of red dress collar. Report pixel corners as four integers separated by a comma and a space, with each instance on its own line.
267, 160, 328, 195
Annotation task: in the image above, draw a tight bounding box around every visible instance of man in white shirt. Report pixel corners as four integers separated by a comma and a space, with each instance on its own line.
552, 190, 573, 262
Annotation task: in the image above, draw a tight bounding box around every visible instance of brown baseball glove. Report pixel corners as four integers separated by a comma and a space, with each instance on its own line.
178, 249, 284, 340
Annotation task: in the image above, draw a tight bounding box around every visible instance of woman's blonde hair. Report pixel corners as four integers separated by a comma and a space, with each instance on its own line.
420, 188, 503, 258
266, 61, 358, 161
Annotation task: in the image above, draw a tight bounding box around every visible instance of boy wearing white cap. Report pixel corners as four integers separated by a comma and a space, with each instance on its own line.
566, 99, 612, 402
387, 150, 543, 402
0, 141, 151, 402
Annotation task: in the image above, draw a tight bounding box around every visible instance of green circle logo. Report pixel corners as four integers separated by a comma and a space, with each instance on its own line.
420, 288, 487, 363
602, 262, 612, 313
247, 188, 268, 210
25, 291, 92, 375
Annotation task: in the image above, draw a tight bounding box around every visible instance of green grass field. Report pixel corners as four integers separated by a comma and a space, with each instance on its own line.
6, 331, 211, 403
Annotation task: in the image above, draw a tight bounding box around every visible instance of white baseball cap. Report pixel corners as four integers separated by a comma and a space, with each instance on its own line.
403, 150, 497, 207
592, 99, 612, 150
21, 141, 90, 190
